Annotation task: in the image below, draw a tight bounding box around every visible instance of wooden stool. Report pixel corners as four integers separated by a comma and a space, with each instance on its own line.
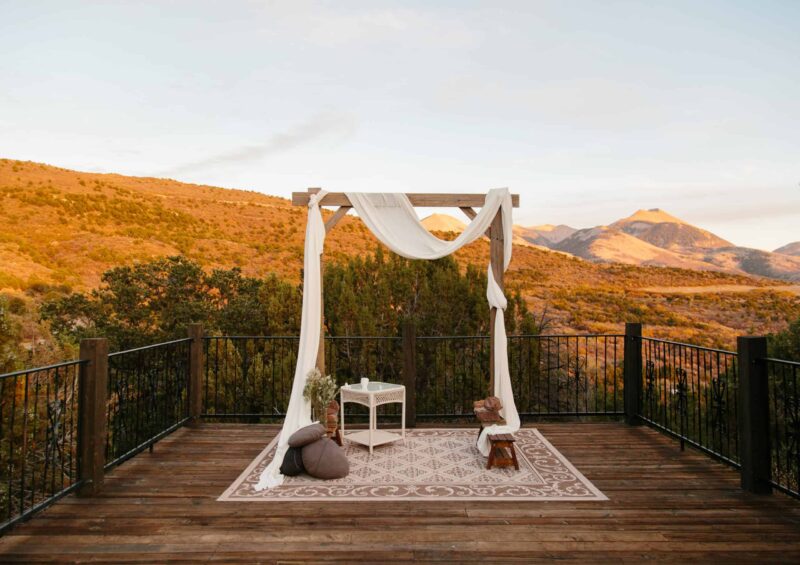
487, 433, 519, 470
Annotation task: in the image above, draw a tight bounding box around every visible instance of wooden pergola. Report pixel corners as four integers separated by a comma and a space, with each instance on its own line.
291, 188, 520, 389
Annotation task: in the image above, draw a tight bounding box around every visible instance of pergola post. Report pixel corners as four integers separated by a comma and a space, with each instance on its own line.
308, 187, 326, 375
488, 210, 504, 394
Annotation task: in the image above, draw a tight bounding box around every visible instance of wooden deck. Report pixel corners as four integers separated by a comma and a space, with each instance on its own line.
1, 422, 800, 563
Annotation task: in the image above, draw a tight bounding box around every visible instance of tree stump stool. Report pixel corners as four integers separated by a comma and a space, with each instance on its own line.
325, 419, 342, 445
326, 400, 342, 446
487, 433, 519, 470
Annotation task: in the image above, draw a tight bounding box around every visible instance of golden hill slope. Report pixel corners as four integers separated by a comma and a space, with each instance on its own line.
0, 158, 380, 289
1, 159, 797, 348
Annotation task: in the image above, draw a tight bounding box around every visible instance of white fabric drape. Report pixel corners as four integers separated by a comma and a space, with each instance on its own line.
255, 190, 327, 490
256, 188, 518, 490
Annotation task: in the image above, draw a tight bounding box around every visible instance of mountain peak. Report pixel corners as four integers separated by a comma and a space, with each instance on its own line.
610, 208, 732, 251
421, 213, 466, 233
620, 208, 686, 226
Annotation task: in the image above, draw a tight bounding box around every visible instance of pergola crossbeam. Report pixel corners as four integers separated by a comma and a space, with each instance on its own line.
459, 207, 491, 238
293, 192, 519, 208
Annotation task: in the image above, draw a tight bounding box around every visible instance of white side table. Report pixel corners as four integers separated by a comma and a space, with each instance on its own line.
340, 382, 405, 454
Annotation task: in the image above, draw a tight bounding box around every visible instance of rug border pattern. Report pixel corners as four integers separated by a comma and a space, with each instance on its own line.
218, 428, 607, 502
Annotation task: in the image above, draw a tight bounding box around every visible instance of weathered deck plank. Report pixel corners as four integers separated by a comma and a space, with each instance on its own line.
1, 422, 799, 563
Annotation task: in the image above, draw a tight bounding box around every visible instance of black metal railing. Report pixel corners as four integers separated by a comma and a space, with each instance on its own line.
415, 336, 488, 419
640, 338, 739, 466
327, 336, 404, 421
766, 357, 800, 498
511, 334, 624, 417
5, 328, 800, 535
202, 336, 405, 420
202, 334, 625, 420
202, 336, 299, 419
0, 360, 84, 534
105, 338, 191, 470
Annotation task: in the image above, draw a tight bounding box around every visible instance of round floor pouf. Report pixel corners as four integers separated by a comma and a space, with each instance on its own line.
301, 437, 349, 479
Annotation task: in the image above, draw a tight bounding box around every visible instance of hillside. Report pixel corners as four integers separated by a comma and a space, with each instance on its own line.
421, 214, 467, 233
1, 159, 798, 348
776, 242, 800, 256
0, 159, 380, 289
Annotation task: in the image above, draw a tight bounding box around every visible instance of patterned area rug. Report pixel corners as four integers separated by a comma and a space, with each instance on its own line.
219, 428, 606, 501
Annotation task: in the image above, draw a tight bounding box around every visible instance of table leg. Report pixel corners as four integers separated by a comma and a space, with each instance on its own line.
340, 394, 345, 445
369, 397, 374, 455
401, 390, 406, 441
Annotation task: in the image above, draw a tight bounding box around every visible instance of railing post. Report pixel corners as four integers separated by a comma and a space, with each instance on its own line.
78, 338, 108, 496
403, 321, 417, 428
737, 336, 771, 494
624, 322, 642, 425
188, 324, 204, 426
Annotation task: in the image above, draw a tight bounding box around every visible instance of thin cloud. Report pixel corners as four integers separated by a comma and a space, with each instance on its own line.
159, 112, 356, 176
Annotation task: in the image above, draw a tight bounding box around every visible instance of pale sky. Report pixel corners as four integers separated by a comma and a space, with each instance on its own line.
1, 1, 798, 250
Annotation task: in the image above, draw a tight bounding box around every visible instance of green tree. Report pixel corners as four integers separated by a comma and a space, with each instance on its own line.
42, 256, 210, 348
769, 317, 800, 361
41, 256, 300, 350
323, 248, 539, 337
207, 269, 300, 337
41, 251, 542, 352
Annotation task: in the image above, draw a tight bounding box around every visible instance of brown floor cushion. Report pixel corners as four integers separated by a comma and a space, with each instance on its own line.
301, 437, 349, 479
280, 446, 305, 476
288, 423, 326, 448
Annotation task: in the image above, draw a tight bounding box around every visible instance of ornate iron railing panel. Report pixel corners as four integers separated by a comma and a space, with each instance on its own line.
203, 334, 625, 420
640, 338, 739, 467
766, 357, 800, 498
202, 336, 299, 419
510, 334, 624, 417
0, 361, 84, 534
327, 336, 404, 420
105, 338, 191, 470
202, 336, 404, 421
415, 336, 489, 419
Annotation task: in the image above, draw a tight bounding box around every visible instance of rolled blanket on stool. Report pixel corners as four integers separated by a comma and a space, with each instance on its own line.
477, 424, 513, 457
483, 396, 502, 413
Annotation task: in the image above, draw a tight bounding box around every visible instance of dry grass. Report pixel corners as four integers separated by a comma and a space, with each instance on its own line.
1, 158, 797, 349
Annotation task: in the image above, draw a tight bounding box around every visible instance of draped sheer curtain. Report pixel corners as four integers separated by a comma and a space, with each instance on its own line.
256, 188, 518, 490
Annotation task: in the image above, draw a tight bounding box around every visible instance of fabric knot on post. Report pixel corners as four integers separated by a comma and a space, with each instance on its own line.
308, 191, 326, 209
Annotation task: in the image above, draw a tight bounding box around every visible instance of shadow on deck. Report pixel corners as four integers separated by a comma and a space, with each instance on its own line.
1, 422, 799, 563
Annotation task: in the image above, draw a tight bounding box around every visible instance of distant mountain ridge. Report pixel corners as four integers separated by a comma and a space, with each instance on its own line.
609, 209, 733, 251
776, 242, 800, 257
513, 224, 577, 248
548, 209, 800, 281
424, 207, 799, 281
553, 225, 721, 272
